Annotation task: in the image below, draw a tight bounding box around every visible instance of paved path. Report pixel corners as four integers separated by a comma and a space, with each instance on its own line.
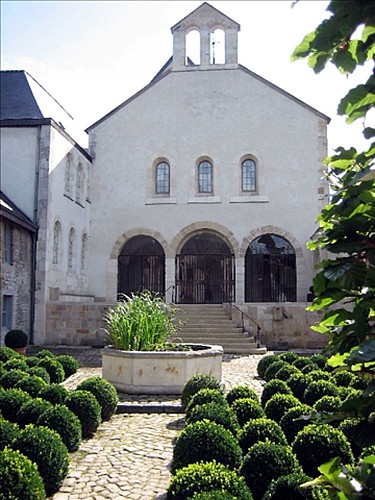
41, 349, 267, 500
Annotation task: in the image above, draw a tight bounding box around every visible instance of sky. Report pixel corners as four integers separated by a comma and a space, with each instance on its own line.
1, 0, 371, 151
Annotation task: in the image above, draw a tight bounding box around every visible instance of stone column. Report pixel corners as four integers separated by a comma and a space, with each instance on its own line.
235, 256, 245, 304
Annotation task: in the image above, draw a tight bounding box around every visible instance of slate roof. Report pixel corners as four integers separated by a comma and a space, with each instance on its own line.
0, 191, 38, 233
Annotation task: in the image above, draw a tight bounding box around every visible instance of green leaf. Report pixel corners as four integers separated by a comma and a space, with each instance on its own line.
348, 339, 375, 364
291, 31, 316, 60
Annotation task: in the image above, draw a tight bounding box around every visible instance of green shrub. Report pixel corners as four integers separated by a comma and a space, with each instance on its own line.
309, 354, 329, 370
306, 370, 331, 382
186, 402, 239, 435
279, 404, 314, 444
278, 352, 301, 364
0, 388, 32, 422
313, 395, 341, 413
238, 417, 287, 454
287, 373, 311, 401
66, 390, 102, 438
303, 380, 340, 406
34, 349, 55, 359
171, 420, 243, 474
360, 445, 375, 459
25, 356, 42, 368
231, 398, 265, 428
3, 357, 28, 371
36, 357, 65, 384
15, 375, 48, 398
0, 369, 29, 389
257, 354, 279, 379
4, 329, 28, 348
332, 371, 356, 387
292, 424, 354, 477
338, 418, 364, 458
261, 379, 292, 407
350, 376, 369, 390
0, 347, 19, 363
0, 447, 46, 500
274, 365, 301, 382
167, 460, 252, 499
0, 419, 20, 450
26, 366, 50, 384
57, 355, 79, 378
37, 404, 82, 452
300, 363, 320, 375
14, 424, 69, 497
241, 441, 301, 500
76, 376, 118, 421
226, 385, 259, 406
39, 383, 69, 405
188, 490, 239, 500
292, 357, 317, 371
181, 374, 222, 411
263, 471, 329, 499
264, 360, 288, 382
17, 398, 53, 428
264, 393, 301, 423
186, 389, 228, 417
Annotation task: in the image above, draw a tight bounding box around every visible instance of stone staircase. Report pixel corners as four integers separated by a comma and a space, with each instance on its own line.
174, 304, 267, 355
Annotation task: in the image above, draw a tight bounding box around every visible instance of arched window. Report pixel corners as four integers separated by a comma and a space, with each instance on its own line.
198, 160, 213, 193
81, 233, 88, 271
242, 159, 256, 192
156, 162, 170, 194
210, 29, 225, 64
68, 227, 75, 269
245, 234, 296, 302
52, 221, 61, 264
186, 30, 200, 65
76, 163, 83, 203
65, 154, 73, 195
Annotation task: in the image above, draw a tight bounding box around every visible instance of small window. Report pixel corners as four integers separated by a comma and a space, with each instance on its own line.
52, 221, 61, 264
2, 295, 13, 330
68, 228, 75, 269
198, 160, 213, 193
156, 162, 170, 194
76, 163, 84, 203
81, 233, 88, 271
242, 159, 256, 192
65, 155, 71, 194
3, 222, 13, 264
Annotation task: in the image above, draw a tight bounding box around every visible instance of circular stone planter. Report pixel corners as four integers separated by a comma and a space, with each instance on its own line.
101, 344, 223, 394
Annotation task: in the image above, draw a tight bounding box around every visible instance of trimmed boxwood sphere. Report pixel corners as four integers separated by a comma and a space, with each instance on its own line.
76, 377, 118, 421
0, 369, 29, 389
338, 418, 364, 458
309, 354, 329, 371
303, 380, 339, 406
278, 352, 301, 364
181, 374, 222, 411
186, 389, 228, 417
292, 357, 317, 371
26, 366, 50, 384
15, 375, 48, 398
264, 360, 288, 382
167, 460, 253, 500
264, 393, 301, 423
34, 349, 55, 359
231, 398, 265, 428
332, 371, 356, 387
66, 390, 102, 437
188, 490, 241, 500
36, 357, 65, 384
287, 373, 311, 401
37, 404, 82, 452
39, 383, 70, 405
0, 419, 21, 450
0, 347, 19, 363
262, 471, 329, 499
14, 424, 69, 497
306, 370, 331, 382
0, 447, 46, 500
256, 354, 279, 379
274, 365, 301, 382
313, 395, 341, 413
17, 398, 53, 428
261, 379, 292, 407
279, 404, 313, 444
3, 357, 28, 372
226, 385, 259, 406
238, 417, 287, 454
0, 388, 32, 422
186, 402, 239, 435
57, 355, 79, 378
171, 420, 243, 474
241, 441, 301, 500
292, 424, 354, 477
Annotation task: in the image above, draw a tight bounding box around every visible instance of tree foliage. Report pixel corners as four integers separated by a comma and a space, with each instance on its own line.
292, 2, 375, 493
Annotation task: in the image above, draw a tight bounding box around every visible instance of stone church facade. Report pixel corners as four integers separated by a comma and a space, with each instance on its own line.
1, 3, 329, 349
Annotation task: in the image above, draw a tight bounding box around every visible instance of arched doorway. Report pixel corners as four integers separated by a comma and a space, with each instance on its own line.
118, 236, 165, 297
245, 234, 296, 302
176, 232, 234, 304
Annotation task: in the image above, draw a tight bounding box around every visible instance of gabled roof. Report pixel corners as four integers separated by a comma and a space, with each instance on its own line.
0, 70, 88, 147
170, 2, 240, 32
0, 191, 38, 233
